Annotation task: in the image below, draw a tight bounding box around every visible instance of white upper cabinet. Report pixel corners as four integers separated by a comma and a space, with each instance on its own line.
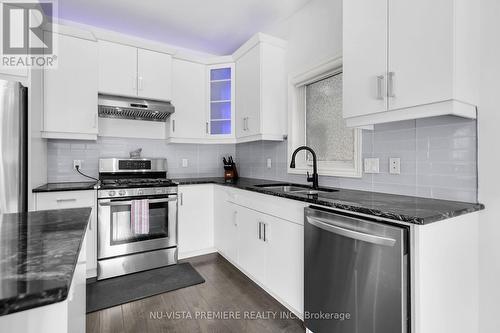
43, 32, 98, 140
207, 64, 235, 138
167, 58, 206, 141
236, 45, 261, 138
343, 0, 479, 127
234, 33, 287, 142
137, 48, 172, 100
387, 0, 453, 111
98, 40, 137, 97
98, 40, 172, 101
343, 0, 388, 118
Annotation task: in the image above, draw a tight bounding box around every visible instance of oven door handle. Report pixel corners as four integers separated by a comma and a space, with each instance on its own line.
99, 197, 177, 206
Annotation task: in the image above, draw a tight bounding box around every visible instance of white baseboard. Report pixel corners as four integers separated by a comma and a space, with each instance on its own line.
178, 248, 217, 260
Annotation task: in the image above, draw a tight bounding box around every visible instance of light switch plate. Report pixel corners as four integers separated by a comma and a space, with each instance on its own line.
266, 158, 272, 169
182, 159, 188, 168
364, 158, 380, 174
389, 158, 401, 174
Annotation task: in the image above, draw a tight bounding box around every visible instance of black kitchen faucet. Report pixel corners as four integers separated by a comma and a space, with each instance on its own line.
289, 146, 319, 190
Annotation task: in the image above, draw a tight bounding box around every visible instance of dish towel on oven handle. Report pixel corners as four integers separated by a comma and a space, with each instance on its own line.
131, 199, 150, 235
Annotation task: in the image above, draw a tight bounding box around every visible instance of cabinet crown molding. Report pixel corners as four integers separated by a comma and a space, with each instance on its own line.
232, 32, 288, 61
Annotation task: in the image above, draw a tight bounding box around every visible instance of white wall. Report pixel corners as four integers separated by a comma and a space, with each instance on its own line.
265, 0, 342, 73
478, 0, 500, 332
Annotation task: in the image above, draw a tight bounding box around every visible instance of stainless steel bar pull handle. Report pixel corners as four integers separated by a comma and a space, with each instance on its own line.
306, 216, 396, 247
206, 121, 209, 134
376, 75, 385, 100
56, 198, 77, 202
172, 119, 175, 132
388, 72, 396, 97
258, 221, 262, 239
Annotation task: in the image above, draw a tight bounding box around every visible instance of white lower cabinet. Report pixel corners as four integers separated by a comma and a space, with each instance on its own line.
214, 186, 238, 262
34, 190, 97, 278
214, 186, 305, 316
236, 205, 267, 284
177, 184, 215, 259
264, 213, 303, 314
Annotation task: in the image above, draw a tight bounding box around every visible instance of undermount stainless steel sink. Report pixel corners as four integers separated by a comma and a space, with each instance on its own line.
254, 183, 338, 195
260, 185, 309, 193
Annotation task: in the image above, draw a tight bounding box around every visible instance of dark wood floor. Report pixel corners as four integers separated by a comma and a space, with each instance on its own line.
86, 253, 305, 333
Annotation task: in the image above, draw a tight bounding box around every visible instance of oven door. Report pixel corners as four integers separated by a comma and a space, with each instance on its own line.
97, 194, 177, 259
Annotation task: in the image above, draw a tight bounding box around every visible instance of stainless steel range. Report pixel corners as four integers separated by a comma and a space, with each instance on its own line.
97, 158, 178, 280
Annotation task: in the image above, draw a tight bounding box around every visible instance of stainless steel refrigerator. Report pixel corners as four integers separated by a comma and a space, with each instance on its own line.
0, 79, 28, 214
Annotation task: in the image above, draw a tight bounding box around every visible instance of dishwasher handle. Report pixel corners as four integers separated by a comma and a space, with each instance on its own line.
306, 216, 397, 247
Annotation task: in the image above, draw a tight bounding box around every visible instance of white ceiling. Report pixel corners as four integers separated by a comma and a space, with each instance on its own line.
56, 0, 312, 55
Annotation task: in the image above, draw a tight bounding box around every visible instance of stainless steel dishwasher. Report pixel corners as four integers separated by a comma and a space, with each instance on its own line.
304, 206, 410, 333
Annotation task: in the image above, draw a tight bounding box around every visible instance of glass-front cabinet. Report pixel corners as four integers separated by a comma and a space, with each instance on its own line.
207, 64, 235, 137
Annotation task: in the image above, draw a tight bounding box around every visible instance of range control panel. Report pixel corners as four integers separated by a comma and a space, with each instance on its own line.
98, 186, 177, 199
118, 160, 152, 170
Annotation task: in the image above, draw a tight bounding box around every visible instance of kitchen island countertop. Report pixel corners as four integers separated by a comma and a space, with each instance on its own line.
0, 208, 91, 316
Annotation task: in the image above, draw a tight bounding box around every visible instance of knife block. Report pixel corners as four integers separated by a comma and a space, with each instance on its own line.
224, 164, 238, 183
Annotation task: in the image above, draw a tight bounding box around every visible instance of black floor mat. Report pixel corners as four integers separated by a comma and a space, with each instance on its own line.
86, 263, 205, 313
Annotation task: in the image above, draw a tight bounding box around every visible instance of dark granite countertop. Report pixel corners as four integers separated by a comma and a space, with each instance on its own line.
0, 208, 91, 316
173, 177, 484, 224
32, 181, 97, 193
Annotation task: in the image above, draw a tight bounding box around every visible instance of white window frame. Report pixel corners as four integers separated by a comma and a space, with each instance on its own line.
287, 56, 362, 178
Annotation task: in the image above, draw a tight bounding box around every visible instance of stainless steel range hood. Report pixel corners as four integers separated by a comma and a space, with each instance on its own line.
98, 94, 175, 122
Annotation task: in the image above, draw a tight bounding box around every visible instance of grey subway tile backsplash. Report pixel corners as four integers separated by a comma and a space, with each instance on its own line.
235, 116, 478, 202
47, 116, 477, 202
47, 137, 235, 182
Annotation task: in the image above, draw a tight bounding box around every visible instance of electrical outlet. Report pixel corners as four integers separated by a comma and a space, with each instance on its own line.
266, 158, 272, 169
73, 160, 82, 169
364, 158, 380, 174
389, 157, 401, 174
182, 159, 188, 168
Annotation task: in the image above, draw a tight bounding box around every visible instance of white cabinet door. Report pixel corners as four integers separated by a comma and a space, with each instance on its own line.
98, 40, 137, 97
207, 64, 235, 138
213, 187, 238, 262
264, 215, 304, 314
237, 205, 266, 284
169, 59, 206, 139
43, 33, 98, 137
137, 49, 172, 101
343, 0, 388, 118
67, 246, 86, 333
235, 45, 261, 138
387, 0, 453, 111
178, 185, 214, 258
35, 190, 97, 278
